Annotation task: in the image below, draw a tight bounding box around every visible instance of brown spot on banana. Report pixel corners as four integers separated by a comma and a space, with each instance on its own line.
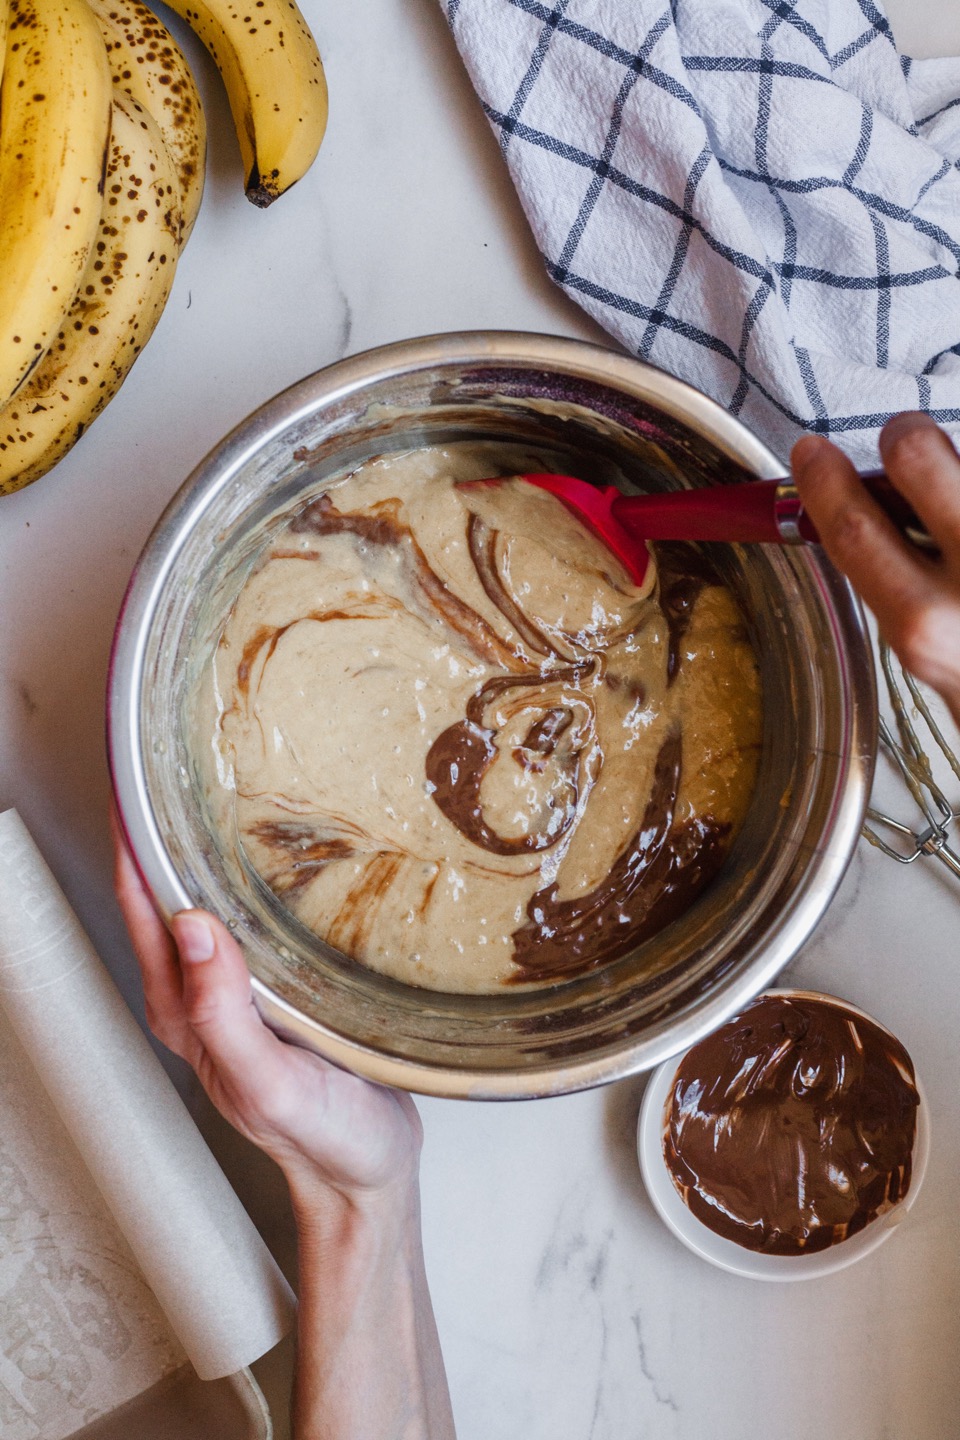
158, 0, 326, 205
86, 0, 207, 240
0, 91, 181, 494
0, 0, 113, 408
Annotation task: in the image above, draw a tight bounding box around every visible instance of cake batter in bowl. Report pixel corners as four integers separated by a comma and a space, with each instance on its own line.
109, 332, 876, 1098
200, 445, 763, 994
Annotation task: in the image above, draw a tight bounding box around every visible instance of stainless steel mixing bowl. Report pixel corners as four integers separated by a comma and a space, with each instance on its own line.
108, 332, 877, 1099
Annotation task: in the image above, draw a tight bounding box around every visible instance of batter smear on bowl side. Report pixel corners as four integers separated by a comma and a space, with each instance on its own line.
202, 444, 763, 993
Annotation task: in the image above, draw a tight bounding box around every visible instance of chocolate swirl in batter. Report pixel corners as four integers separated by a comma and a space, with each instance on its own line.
654, 542, 720, 683
511, 729, 731, 982
424, 532, 727, 977
425, 667, 591, 855
467, 511, 560, 660
663, 994, 920, 1255
206, 448, 763, 993
246, 822, 357, 898
288, 492, 524, 670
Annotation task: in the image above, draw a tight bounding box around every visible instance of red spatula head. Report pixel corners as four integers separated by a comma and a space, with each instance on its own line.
464, 472, 652, 585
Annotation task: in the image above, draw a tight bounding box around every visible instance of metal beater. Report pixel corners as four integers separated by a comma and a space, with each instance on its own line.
863, 642, 960, 880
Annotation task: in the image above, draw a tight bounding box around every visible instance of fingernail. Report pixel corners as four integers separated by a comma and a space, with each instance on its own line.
173, 912, 215, 963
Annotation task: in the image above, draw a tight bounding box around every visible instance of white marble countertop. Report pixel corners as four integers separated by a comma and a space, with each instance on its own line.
1, 2, 958, 1436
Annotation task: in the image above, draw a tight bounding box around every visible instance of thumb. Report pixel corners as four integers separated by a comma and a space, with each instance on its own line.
170, 909, 285, 1084
170, 910, 350, 1170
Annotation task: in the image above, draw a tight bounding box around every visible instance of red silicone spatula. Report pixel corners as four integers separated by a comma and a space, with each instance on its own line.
467, 470, 933, 585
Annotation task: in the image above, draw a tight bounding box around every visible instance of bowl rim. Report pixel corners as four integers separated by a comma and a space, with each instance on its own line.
108, 331, 878, 1098
637, 987, 931, 1279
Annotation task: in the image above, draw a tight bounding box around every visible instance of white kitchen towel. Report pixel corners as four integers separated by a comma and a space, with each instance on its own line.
443, 0, 960, 467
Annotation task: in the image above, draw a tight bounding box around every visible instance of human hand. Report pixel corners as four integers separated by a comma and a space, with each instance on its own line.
112, 812, 423, 1207
792, 413, 960, 727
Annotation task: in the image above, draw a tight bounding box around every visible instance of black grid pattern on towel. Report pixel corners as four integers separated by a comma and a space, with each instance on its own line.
445, 0, 960, 448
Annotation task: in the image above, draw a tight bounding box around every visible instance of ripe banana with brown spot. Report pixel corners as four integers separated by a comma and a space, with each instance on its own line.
87, 0, 207, 240
158, 0, 328, 206
0, 92, 182, 495
0, 0, 113, 407
0, 0, 9, 73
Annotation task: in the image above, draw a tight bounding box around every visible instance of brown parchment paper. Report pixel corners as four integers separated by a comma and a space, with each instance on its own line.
0, 809, 296, 1388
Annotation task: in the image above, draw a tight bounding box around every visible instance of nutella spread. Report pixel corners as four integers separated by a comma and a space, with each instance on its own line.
663, 994, 920, 1255
200, 443, 762, 992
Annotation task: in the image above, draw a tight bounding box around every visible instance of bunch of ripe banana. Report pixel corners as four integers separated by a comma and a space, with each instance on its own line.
0, 0, 327, 496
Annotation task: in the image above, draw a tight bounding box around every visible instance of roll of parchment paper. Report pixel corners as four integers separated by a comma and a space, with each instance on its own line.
0, 1004, 186, 1438
0, 809, 296, 1382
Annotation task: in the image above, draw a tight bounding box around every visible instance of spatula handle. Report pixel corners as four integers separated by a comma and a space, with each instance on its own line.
611, 470, 935, 552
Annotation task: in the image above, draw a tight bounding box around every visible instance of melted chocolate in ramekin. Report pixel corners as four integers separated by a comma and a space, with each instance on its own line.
663, 994, 920, 1255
